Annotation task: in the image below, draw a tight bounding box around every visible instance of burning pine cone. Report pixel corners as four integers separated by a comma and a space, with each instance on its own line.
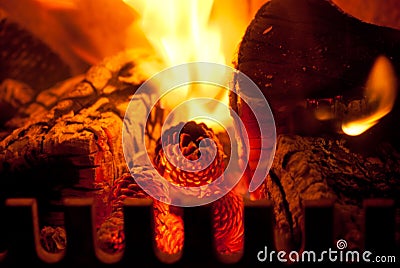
97, 172, 149, 253
154, 121, 244, 256
98, 168, 184, 255
212, 191, 244, 256
99, 121, 243, 256
153, 121, 226, 187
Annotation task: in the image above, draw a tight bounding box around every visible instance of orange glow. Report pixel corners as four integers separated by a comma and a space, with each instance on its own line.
1, 0, 264, 74
342, 56, 397, 136
33, 0, 77, 10
121, 0, 253, 256
314, 107, 334, 121
123, 0, 257, 131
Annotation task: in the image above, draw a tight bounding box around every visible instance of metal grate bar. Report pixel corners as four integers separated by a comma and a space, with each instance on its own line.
0, 197, 396, 267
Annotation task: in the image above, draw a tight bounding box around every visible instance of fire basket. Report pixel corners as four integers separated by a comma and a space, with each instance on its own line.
0, 0, 399, 267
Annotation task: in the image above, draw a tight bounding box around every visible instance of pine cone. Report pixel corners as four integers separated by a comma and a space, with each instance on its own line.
98, 167, 184, 255
153, 200, 184, 255
154, 121, 244, 256
99, 122, 241, 256
97, 211, 125, 253
213, 191, 244, 255
111, 172, 149, 213
154, 121, 226, 187
40, 226, 66, 253
98, 170, 150, 253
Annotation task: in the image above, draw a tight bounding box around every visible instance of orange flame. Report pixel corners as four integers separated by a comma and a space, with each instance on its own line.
123, 0, 262, 131
0, 0, 265, 75
342, 56, 397, 136
125, 0, 225, 112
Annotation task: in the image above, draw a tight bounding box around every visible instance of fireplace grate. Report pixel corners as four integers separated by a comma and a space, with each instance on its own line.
0, 198, 396, 267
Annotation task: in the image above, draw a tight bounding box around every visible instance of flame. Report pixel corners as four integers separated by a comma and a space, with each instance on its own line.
342, 56, 397, 136
123, 0, 261, 130
125, 0, 226, 112
128, 0, 225, 66
1, 0, 265, 75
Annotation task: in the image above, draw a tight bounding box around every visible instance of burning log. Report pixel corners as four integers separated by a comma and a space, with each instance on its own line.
0, 48, 192, 258
266, 135, 400, 250
237, 0, 400, 139
0, 50, 153, 227
235, 0, 400, 250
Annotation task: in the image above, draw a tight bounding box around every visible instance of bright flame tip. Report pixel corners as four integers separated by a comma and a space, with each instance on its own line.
342, 55, 397, 136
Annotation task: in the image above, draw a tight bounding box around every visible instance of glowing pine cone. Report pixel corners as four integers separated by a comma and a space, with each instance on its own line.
111, 172, 149, 213
154, 121, 226, 187
98, 168, 184, 255
98, 171, 150, 253
97, 211, 125, 253
40, 226, 66, 253
213, 191, 244, 255
153, 200, 184, 255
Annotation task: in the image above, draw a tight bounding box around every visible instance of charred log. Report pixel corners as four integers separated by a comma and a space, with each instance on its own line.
264, 134, 400, 250
236, 0, 400, 251
237, 0, 400, 143
0, 50, 162, 227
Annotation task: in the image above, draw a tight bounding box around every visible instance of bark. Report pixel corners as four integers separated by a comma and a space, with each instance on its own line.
0, 50, 163, 226
236, 0, 400, 250
237, 0, 400, 140
0, 79, 35, 126
331, 0, 400, 30
265, 134, 400, 250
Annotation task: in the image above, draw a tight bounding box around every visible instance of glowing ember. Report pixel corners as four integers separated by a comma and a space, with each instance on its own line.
212, 191, 244, 257
342, 56, 397, 136
154, 121, 225, 187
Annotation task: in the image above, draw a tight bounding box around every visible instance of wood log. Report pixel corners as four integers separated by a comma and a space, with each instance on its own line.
0, 50, 163, 226
237, 0, 400, 142
236, 0, 400, 250
265, 134, 400, 250
332, 0, 400, 30
0, 79, 35, 126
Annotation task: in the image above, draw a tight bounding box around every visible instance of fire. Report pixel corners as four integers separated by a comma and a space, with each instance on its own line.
123, 0, 260, 130
121, 1, 257, 256
126, 0, 225, 67
342, 56, 397, 136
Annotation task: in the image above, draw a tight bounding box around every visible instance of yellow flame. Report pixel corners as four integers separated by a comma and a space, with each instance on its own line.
342, 56, 397, 136
123, 0, 260, 130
